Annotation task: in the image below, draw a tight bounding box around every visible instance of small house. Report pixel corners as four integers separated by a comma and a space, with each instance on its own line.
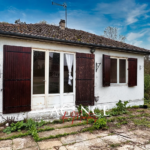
0, 20, 149, 120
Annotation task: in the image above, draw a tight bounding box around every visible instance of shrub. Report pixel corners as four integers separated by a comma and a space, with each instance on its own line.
93, 118, 107, 129
116, 100, 129, 112
3, 121, 25, 134
144, 74, 150, 100
3, 119, 46, 134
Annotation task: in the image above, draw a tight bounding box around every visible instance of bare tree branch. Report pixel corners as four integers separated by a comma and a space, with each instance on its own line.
103, 26, 126, 42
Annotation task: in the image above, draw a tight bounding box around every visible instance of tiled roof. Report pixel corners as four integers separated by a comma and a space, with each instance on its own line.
0, 23, 149, 53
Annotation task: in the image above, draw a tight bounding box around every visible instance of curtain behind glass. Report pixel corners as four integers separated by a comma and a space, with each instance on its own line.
64, 54, 74, 93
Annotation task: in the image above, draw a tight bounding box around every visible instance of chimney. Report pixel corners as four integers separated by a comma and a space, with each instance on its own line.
59, 19, 65, 30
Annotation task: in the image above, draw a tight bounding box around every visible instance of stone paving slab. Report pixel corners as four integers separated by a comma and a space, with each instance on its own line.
0, 147, 12, 150
58, 146, 67, 150
38, 125, 91, 138
112, 131, 134, 141
114, 126, 129, 133
117, 145, 143, 150
117, 145, 133, 150
13, 136, 37, 150
66, 138, 107, 150
61, 132, 96, 144
127, 134, 149, 144
0, 140, 12, 148
133, 129, 150, 138
101, 135, 127, 144
21, 146, 39, 150
92, 130, 110, 137
37, 139, 62, 149
140, 144, 150, 150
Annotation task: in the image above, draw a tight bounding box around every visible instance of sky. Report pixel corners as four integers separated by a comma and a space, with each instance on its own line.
0, 0, 150, 50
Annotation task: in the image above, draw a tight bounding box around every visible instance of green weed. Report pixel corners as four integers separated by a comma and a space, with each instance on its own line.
93, 118, 107, 129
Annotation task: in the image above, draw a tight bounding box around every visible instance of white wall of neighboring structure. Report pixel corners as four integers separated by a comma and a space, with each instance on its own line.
0, 37, 144, 122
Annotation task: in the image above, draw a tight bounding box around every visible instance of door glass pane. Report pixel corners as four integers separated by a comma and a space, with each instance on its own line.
64, 54, 74, 93
33, 51, 45, 94
119, 59, 126, 83
110, 58, 117, 83
49, 52, 60, 93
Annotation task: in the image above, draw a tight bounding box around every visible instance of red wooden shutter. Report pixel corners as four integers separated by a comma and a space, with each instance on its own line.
76, 53, 94, 106
103, 54, 110, 86
3, 45, 31, 114
128, 58, 137, 87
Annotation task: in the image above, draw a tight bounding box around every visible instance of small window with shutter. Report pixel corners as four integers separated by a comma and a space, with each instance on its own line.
103, 55, 137, 87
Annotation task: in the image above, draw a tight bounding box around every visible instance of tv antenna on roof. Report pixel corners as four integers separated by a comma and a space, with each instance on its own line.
52, 1, 67, 27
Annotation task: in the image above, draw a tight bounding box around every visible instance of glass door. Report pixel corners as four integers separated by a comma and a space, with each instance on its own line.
33, 51, 45, 94
49, 52, 60, 94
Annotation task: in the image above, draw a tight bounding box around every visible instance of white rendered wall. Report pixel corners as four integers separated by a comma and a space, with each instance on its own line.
94, 49, 144, 110
0, 37, 144, 122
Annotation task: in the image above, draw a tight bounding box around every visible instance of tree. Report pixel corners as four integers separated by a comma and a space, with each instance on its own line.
103, 26, 126, 42
15, 19, 26, 24
144, 55, 150, 74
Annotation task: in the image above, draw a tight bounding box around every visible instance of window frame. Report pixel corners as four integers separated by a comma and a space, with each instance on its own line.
110, 56, 128, 85
32, 49, 46, 97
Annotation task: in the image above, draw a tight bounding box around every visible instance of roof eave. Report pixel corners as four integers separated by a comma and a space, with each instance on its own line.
0, 31, 150, 55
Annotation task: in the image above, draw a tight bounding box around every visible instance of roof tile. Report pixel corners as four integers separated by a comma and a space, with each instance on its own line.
0, 23, 149, 53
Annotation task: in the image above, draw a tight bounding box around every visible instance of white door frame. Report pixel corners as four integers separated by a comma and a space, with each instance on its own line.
31, 48, 76, 110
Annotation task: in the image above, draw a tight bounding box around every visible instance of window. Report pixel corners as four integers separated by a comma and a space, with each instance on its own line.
110, 58, 117, 83
49, 52, 60, 94
33, 50, 75, 95
33, 51, 45, 94
110, 58, 126, 84
119, 59, 126, 83
103, 54, 137, 87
